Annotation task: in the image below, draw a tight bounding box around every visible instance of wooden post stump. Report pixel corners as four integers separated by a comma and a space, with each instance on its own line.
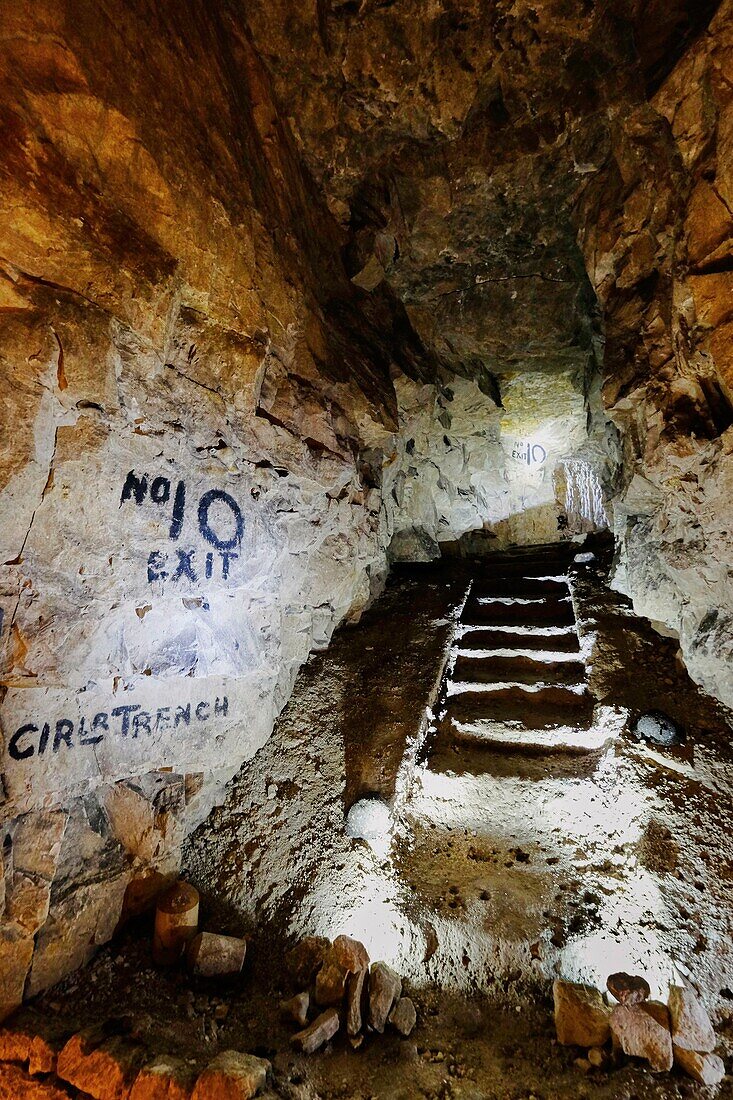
152, 880, 199, 966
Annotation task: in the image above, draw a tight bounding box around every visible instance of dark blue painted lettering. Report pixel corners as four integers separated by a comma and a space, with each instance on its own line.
112, 704, 141, 736
532, 443, 547, 464
220, 551, 237, 579
195, 701, 210, 721
169, 480, 186, 540
9, 724, 36, 760
197, 489, 244, 551
150, 476, 171, 504
132, 711, 151, 737
174, 704, 191, 728
79, 714, 105, 746
174, 549, 197, 582
214, 696, 229, 718
38, 722, 50, 755
121, 470, 148, 505
205, 552, 213, 579
53, 718, 73, 752
147, 551, 168, 582
156, 707, 171, 732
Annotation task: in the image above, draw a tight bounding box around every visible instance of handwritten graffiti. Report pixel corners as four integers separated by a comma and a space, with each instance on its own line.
147, 548, 237, 583
510, 441, 547, 466
7, 695, 229, 761
120, 472, 245, 584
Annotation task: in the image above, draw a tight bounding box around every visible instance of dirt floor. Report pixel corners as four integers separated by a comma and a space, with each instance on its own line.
18, 539, 733, 1097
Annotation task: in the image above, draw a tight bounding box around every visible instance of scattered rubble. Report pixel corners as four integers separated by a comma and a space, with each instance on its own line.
285, 936, 415, 1054
56, 1024, 148, 1098
389, 998, 417, 1038
554, 974, 723, 1087
668, 984, 717, 1052
130, 1054, 194, 1100
610, 1004, 673, 1073
314, 934, 368, 1007
606, 972, 651, 1005
187, 932, 247, 978
345, 968, 367, 1036
586, 1046, 606, 1068
632, 711, 684, 747
673, 1047, 726, 1087
368, 963, 402, 1034
285, 937, 330, 989
0, 1012, 62, 1075
0, 1064, 71, 1099
280, 993, 309, 1028
0, 1011, 271, 1098
291, 1009, 340, 1055
552, 981, 611, 1047
0, 934, 413, 1093
191, 1050, 270, 1099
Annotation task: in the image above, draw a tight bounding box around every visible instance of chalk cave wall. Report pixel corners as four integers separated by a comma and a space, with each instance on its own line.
1, 0, 732, 1015
390, 367, 614, 560
0, 1, 602, 1014
238, 0, 733, 710
0, 2, 419, 1013
574, 0, 733, 709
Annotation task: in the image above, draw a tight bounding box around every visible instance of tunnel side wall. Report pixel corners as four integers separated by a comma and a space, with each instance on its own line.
0, 1, 410, 1011
2, 0, 731, 1013
0, 2, 607, 1010
575, 0, 733, 711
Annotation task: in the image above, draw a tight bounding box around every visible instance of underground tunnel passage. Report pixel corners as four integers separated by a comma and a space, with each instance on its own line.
1, 0, 733, 1096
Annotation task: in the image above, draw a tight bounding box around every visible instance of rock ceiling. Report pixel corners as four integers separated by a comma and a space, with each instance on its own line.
242, 0, 721, 386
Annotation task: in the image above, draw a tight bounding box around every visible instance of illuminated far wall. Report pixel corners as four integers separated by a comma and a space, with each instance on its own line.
496, 368, 600, 546
389, 366, 611, 558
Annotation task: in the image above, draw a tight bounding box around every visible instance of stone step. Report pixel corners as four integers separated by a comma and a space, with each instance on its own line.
458, 627, 581, 653
471, 577, 569, 599
441, 685, 595, 731
452, 653, 585, 687
462, 597, 576, 628
449, 720, 609, 755
476, 541, 575, 562
480, 547, 576, 567
477, 560, 574, 580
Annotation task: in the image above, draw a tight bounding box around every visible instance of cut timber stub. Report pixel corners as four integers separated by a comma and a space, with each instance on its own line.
152, 881, 199, 966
